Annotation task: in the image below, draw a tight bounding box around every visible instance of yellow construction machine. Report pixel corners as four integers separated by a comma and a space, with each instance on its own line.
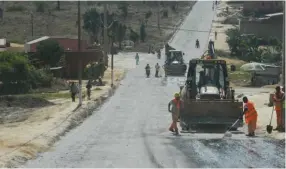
179, 58, 243, 131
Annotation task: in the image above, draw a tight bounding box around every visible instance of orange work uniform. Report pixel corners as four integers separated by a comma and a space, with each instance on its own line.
273, 92, 284, 128
169, 99, 183, 132
243, 101, 258, 134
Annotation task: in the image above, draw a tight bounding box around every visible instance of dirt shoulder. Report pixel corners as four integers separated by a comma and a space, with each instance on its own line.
0, 67, 125, 167
236, 90, 284, 140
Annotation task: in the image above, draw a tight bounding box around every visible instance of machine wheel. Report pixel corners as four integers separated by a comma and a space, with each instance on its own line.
182, 124, 189, 131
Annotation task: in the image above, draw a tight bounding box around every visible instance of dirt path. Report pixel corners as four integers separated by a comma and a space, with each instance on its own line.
0, 65, 126, 167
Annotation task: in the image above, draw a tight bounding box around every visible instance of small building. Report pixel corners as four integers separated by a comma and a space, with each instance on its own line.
24, 36, 89, 53
239, 12, 283, 41
243, 1, 283, 15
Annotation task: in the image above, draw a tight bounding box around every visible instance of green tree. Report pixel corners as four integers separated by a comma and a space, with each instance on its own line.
83, 8, 102, 42
145, 11, 152, 26
129, 28, 139, 43
116, 24, 127, 49
118, 2, 128, 19
36, 39, 64, 67
34, 1, 45, 12
140, 23, 146, 42
57, 1, 60, 10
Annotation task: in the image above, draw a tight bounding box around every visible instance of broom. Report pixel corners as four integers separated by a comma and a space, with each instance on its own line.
266, 106, 275, 134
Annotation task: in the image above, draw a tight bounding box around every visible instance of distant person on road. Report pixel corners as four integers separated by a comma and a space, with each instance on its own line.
86, 80, 92, 100
135, 53, 140, 65
168, 93, 184, 135
242, 96, 258, 137
155, 63, 160, 77
273, 86, 285, 132
215, 31, 217, 40
70, 82, 79, 102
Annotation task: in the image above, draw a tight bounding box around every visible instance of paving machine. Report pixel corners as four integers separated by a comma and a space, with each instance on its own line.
179, 59, 243, 131
164, 43, 187, 76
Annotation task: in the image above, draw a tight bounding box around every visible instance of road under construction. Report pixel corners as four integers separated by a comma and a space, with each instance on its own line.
23, 1, 285, 168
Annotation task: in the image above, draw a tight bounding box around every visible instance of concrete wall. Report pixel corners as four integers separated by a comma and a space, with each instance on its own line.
243, 1, 283, 14
240, 17, 283, 40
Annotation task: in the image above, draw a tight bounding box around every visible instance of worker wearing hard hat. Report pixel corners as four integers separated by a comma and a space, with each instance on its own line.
168, 93, 184, 135
273, 86, 285, 132
242, 96, 258, 137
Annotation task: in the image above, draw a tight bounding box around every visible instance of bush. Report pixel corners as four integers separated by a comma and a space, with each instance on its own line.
29, 68, 53, 89
0, 52, 53, 94
6, 5, 26, 12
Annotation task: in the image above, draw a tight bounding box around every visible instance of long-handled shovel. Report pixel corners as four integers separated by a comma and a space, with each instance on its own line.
266, 106, 275, 134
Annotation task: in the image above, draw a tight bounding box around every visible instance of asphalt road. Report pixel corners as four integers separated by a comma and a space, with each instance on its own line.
24, 1, 285, 168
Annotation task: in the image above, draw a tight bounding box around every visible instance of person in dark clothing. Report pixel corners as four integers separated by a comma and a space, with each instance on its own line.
86, 80, 92, 100
70, 82, 79, 102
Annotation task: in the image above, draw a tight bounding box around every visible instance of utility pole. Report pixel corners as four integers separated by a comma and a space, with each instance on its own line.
111, 39, 114, 87
282, 1, 285, 131
77, 0, 82, 106
157, 1, 161, 33
104, 3, 108, 54
31, 12, 34, 37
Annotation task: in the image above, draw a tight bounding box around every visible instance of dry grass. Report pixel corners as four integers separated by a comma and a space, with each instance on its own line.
0, 1, 193, 52
217, 56, 250, 87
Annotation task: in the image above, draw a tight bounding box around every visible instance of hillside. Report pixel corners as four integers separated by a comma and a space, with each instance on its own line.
0, 1, 195, 52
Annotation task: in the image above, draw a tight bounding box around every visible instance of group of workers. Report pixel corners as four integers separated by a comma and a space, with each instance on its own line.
167, 85, 285, 136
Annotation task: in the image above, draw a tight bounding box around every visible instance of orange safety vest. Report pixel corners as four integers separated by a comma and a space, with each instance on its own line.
205, 56, 211, 60
273, 92, 284, 111
172, 99, 181, 109
244, 101, 258, 124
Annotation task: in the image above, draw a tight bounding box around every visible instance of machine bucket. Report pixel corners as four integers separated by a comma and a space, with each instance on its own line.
180, 100, 243, 128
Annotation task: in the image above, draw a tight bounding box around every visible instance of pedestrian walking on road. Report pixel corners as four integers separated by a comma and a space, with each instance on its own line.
70, 82, 79, 102
273, 86, 285, 132
86, 80, 92, 100
135, 53, 140, 65
155, 63, 160, 77
168, 93, 184, 135
242, 96, 258, 137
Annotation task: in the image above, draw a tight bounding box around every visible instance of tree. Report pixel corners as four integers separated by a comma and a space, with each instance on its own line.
118, 2, 128, 19
83, 8, 102, 42
34, 1, 46, 13
116, 24, 127, 49
129, 28, 139, 43
57, 1, 60, 10
145, 11, 152, 26
140, 23, 146, 42
36, 39, 64, 67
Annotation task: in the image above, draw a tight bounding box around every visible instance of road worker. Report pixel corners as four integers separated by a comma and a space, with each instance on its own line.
242, 96, 258, 137
168, 93, 184, 135
135, 53, 139, 65
273, 86, 285, 132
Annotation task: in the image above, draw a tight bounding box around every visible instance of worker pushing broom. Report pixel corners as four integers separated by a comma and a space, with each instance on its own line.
168, 93, 184, 135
